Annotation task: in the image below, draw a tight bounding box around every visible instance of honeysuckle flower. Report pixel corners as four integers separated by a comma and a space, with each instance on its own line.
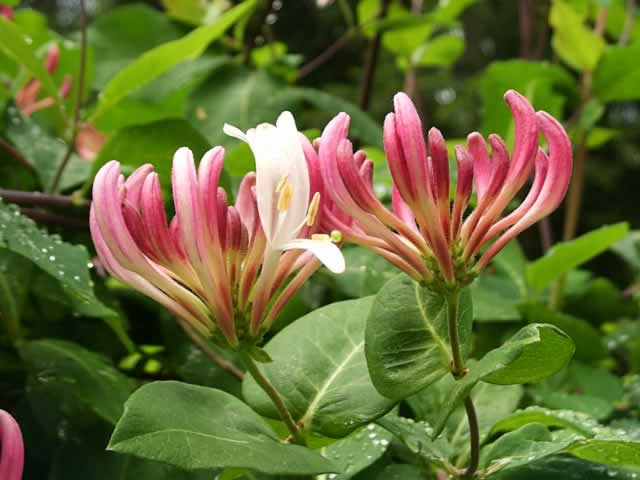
0, 410, 24, 480
15, 44, 73, 117
319, 90, 572, 289
224, 112, 345, 331
0, 5, 14, 20
91, 114, 345, 347
75, 122, 106, 161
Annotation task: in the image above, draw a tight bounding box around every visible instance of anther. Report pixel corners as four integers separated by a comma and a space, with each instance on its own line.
306, 192, 321, 226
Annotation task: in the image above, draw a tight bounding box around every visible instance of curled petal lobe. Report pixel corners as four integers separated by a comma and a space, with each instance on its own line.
282, 238, 345, 273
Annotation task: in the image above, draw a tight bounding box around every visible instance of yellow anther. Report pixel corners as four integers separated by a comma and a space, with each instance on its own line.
276, 174, 289, 193
330, 230, 343, 243
277, 182, 293, 211
311, 234, 331, 241
306, 192, 321, 226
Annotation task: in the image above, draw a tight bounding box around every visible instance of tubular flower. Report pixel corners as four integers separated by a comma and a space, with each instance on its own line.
319, 90, 572, 289
90, 113, 344, 348
15, 44, 73, 117
0, 410, 24, 480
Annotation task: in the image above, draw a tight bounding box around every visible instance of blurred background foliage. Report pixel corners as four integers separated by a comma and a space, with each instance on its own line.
2, 0, 640, 478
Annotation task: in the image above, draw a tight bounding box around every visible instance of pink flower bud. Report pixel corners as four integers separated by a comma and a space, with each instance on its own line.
0, 6, 14, 20
45, 44, 60, 74
0, 410, 24, 480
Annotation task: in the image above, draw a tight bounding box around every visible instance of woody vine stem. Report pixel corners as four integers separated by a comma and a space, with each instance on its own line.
446, 289, 480, 479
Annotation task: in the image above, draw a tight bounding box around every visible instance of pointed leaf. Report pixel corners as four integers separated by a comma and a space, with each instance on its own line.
365, 274, 473, 400
109, 381, 337, 475
243, 297, 395, 438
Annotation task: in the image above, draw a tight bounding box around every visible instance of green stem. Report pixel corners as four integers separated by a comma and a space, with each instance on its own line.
240, 351, 306, 446
446, 289, 480, 479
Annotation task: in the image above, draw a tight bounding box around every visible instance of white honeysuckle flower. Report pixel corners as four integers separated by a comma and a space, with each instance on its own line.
224, 112, 345, 273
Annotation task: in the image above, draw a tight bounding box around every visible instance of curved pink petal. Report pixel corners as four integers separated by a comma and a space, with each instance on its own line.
0, 410, 24, 480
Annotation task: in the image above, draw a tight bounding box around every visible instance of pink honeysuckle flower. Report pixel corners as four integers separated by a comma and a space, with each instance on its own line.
0, 5, 14, 20
0, 410, 24, 480
15, 44, 73, 117
91, 113, 345, 347
318, 90, 572, 289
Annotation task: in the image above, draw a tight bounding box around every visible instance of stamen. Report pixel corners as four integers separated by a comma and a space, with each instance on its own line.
311, 234, 331, 241
276, 174, 289, 193
306, 192, 321, 226
277, 182, 293, 211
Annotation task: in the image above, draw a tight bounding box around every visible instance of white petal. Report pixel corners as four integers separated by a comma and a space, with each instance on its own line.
281, 238, 345, 273
223, 123, 248, 143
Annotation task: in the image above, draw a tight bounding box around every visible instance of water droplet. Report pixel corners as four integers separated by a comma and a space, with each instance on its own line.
49, 255, 56, 261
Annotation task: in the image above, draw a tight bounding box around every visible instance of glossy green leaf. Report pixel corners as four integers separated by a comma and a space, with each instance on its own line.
527, 223, 629, 292
491, 407, 602, 437
376, 416, 452, 468
520, 303, 606, 362
91, 0, 255, 121
109, 381, 337, 475
365, 274, 473, 400
0, 201, 113, 317
162, 0, 230, 26
243, 297, 395, 438
495, 454, 640, 480
0, 251, 32, 339
593, 41, 640, 101
321, 424, 392, 480
567, 440, 640, 467
549, 0, 606, 71
409, 34, 464, 68
21, 339, 132, 425
88, 4, 184, 89
430, 324, 574, 436
6, 107, 90, 192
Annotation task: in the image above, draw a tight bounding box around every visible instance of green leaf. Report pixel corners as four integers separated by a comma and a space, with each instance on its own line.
480, 60, 574, 141
243, 297, 395, 438
549, 0, 606, 71
188, 65, 289, 148
21, 339, 132, 425
593, 41, 640, 101
0, 251, 32, 339
162, 0, 230, 26
520, 303, 606, 362
109, 381, 337, 475
567, 440, 640, 467
320, 424, 392, 480
612, 230, 640, 272
88, 4, 184, 89
0, 17, 66, 122
365, 274, 473, 400
0, 201, 113, 317
471, 276, 522, 322
491, 407, 602, 437
272, 87, 384, 148
480, 424, 580, 473
530, 361, 625, 419
527, 223, 629, 292
376, 416, 452, 468
409, 34, 465, 68
431, 324, 574, 437
6, 107, 90, 192
90, 0, 255, 121
86, 118, 217, 198
334, 247, 398, 298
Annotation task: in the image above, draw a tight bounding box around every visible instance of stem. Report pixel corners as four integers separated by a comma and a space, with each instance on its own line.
175, 318, 244, 381
0, 138, 33, 170
240, 351, 306, 446
296, 28, 356, 81
446, 289, 480, 479
403, 0, 423, 102
242, 0, 271, 66
19, 207, 88, 230
463, 398, 480, 479
0, 189, 88, 208
619, 0, 636, 46
49, 0, 87, 194
359, 0, 391, 111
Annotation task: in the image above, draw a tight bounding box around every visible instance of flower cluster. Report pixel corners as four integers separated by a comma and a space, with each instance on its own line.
0, 410, 24, 480
15, 44, 72, 117
318, 90, 572, 289
90, 113, 344, 348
